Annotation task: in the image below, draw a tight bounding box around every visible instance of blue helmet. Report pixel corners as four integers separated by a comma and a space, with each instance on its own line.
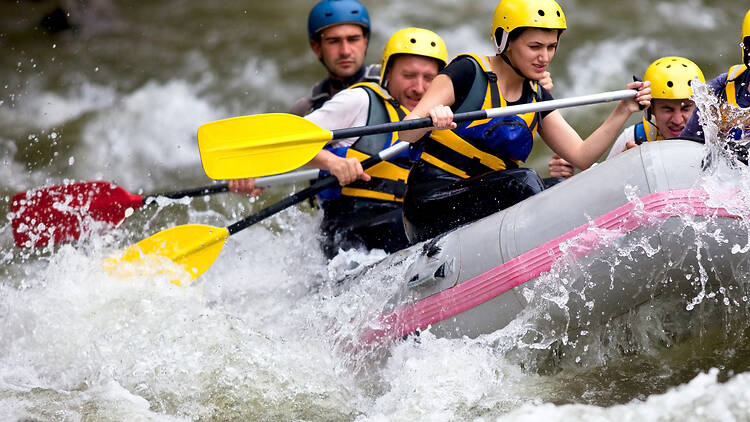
308, 0, 371, 41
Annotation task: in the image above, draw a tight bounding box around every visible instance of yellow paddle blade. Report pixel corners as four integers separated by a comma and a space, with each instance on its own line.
105, 224, 229, 285
198, 113, 333, 179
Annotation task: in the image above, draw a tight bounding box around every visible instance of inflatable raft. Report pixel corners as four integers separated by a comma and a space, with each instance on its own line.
354, 140, 750, 346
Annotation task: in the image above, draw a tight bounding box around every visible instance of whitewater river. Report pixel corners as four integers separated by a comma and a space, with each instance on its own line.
2, 0, 750, 420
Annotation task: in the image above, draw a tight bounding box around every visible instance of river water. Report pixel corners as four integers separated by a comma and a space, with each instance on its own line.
2, 0, 750, 421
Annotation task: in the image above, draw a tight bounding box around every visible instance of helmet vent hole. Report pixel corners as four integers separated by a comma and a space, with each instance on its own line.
324, 12, 333, 17
688, 80, 693, 86
538, 10, 545, 17
430, 41, 436, 47
410, 38, 416, 44
556, 11, 561, 17
682, 63, 688, 68
351, 10, 359, 15
667, 81, 674, 88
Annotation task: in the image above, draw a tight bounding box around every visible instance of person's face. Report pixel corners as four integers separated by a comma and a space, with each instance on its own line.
505, 29, 559, 80
384, 55, 439, 110
651, 98, 695, 138
310, 24, 368, 80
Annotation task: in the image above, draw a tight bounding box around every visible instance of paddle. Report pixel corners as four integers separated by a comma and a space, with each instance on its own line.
198, 90, 637, 179
111, 89, 637, 283
10, 169, 320, 248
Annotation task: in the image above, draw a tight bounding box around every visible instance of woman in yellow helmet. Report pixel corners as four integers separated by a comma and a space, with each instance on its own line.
682, 8, 750, 143
550, 56, 705, 178
397, 0, 651, 243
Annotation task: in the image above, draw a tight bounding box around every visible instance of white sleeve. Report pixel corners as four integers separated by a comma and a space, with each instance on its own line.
304, 88, 370, 148
606, 125, 636, 160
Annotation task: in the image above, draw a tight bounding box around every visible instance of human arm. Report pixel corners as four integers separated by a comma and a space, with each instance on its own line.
605, 126, 636, 160
228, 178, 263, 196
303, 88, 372, 185
539, 71, 553, 92
539, 81, 651, 169
548, 154, 575, 178
398, 74, 457, 142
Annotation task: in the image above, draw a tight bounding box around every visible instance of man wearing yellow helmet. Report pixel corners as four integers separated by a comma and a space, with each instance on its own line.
682, 8, 750, 142
396, 0, 650, 243
549, 56, 705, 178
303, 27, 448, 257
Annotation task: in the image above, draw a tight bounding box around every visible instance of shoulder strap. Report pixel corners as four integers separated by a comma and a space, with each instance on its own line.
362, 64, 382, 83
634, 122, 647, 145
727, 64, 747, 82
726, 64, 747, 107
452, 54, 502, 113
347, 82, 407, 154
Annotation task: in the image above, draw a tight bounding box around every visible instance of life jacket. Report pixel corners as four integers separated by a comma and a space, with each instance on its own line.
318, 82, 412, 203
420, 54, 542, 179
633, 117, 663, 145
296, 64, 382, 116
723, 64, 750, 140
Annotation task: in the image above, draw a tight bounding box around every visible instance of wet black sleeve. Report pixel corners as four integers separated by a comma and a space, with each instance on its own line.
439, 57, 477, 110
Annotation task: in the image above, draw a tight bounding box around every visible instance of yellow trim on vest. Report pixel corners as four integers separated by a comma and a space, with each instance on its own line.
726, 65, 746, 108
342, 144, 404, 201
464, 55, 496, 129
339, 82, 410, 202
421, 153, 471, 178
461, 54, 539, 132
344, 149, 409, 182
422, 53, 535, 178
430, 129, 509, 171
340, 187, 400, 202
641, 117, 663, 142
728, 64, 746, 81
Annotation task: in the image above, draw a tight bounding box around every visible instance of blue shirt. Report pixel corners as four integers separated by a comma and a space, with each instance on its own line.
681, 68, 750, 140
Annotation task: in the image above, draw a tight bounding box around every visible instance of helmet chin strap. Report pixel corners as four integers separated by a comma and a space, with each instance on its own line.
499, 52, 528, 79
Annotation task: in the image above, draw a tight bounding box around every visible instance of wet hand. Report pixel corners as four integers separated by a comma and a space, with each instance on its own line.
228, 178, 263, 197
539, 71, 553, 92
548, 154, 574, 178
623, 140, 637, 152
429, 105, 457, 130
624, 80, 651, 113
329, 156, 371, 186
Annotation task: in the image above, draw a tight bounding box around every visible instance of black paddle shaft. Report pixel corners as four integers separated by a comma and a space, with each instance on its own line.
226, 154, 385, 235
143, 183, 230, 203
331, 110, 487, 140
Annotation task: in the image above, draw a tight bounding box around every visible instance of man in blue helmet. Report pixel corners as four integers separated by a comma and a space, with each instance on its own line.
229, 0, 376, 195
289, 0, 380, 117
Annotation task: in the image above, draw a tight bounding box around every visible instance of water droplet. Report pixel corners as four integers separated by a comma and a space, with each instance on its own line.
68, 156, 75, 166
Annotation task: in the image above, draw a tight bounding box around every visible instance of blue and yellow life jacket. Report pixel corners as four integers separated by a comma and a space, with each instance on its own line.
318, 82, 413, 203
420, 54, 542, 179
724, 64, 750, 140
633, 117, 663, 145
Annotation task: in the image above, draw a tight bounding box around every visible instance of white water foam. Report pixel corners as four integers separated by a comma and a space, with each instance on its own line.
76, 79, 224, 190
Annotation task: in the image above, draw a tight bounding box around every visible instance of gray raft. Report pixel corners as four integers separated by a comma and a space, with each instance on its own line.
353, 140, 750, 345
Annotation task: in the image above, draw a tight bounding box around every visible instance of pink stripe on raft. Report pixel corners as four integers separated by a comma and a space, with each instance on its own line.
360, 189, 740, 345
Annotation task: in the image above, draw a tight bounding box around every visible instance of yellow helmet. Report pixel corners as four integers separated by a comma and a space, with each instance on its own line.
742, 8, 750, 66
643, 56, 705, 100
379, 27, 448, 84
491, 0, 567, 54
